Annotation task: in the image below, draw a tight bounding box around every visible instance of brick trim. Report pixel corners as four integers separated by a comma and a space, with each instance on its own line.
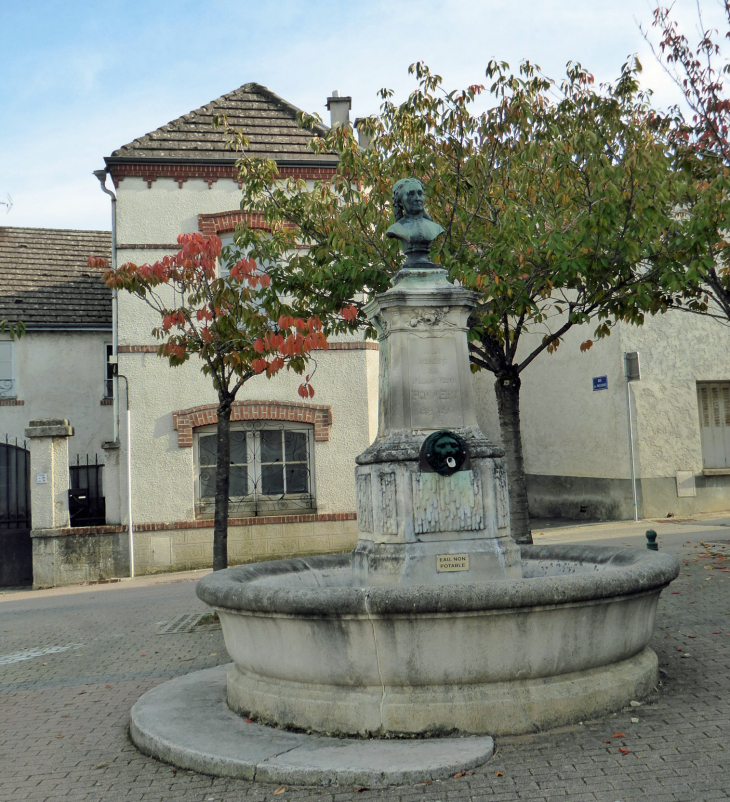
117, 243, 180, 251
0, 398, 24, 406
173, 400, 333, 447
198, 210, 269, 235
100, 398, 114, 405
110, 163, 337, 189
119, 342, 377, 354
134, 511, 355, 532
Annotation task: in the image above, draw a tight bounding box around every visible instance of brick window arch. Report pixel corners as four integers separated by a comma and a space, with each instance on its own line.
198, 211, 270, 236
173, 400, 332, 448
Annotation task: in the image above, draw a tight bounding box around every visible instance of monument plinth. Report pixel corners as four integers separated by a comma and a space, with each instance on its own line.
352, 178, 521, 586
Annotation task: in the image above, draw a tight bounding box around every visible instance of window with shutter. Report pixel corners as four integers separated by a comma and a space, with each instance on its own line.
0, 341, 14, 398
697, 382, 730, 469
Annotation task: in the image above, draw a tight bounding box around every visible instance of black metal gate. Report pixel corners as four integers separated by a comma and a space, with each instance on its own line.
69, 454, 105, 527
0, 436, 32, 586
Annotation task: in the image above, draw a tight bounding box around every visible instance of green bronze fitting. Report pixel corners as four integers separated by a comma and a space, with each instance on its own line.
645, 530, 658, 551
386, 178, 445, 268
420, 430, 469, 476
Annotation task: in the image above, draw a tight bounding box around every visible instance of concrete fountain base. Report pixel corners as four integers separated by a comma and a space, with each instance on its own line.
129, 665, 494, 785
197, 545, 678, 737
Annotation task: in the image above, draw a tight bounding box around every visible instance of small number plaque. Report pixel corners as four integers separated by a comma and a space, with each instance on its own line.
436, 554, 470, 572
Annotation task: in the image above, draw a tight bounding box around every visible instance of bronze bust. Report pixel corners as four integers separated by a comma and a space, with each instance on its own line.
386, 178, 444, 266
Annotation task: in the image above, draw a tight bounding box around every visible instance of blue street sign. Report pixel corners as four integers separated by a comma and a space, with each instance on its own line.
593, 376, 608, 391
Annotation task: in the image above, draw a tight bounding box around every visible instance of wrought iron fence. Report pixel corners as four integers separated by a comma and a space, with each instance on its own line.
198, 423, 315, 517
0, 379, 15, 399
69, 454, 106, 527
0, 435, 30, 529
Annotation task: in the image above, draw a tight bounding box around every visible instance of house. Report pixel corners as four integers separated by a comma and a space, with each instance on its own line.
0, 226, 118, 585
99, 83, 374, 574
475, 309, 730, 522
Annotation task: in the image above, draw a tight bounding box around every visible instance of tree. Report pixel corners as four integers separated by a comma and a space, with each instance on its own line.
95, 233, 327, 570
644, 3, 730, 322
222, 60, 685, 542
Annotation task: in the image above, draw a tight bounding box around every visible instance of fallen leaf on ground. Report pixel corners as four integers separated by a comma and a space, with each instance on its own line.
688, 635, 697, 638
353, 787, 370, 793
105, 684, 111, 689
178, 657, 195, 661
631, 717, 639, 723
453, 771, 467, 778
713, 632, 721, 634
56, 734, 64, 738
141, 653, 146, 656
603, 740, 611, 744
273, 786, 286, 795
495, 771, 504, 777
78, 691, 86, 695
619, 748, 631, 755
630, 701, 642, 707
95, 762, 109, 768
417, 780, 433, 786
611, 732, 626, 738
42, 662, 47, 665
210, 653, 217, 656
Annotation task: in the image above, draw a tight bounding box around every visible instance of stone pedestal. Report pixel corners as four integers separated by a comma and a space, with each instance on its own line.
352, 267, 521, 586
25, 418, 74, 530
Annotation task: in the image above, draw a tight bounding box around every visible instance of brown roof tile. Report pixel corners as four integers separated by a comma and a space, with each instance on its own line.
106, 83, 336, 165
0, 227, 112, 329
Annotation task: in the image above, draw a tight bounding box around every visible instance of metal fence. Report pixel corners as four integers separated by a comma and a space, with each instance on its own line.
69, 454, 106, 527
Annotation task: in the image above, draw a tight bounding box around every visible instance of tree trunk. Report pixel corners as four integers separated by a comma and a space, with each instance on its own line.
213, 399, 232, 571
494, 375, 533, 545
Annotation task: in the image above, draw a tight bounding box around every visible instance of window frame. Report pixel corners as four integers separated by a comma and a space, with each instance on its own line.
697, 381, 730, 470
194, 421, 316, 518
0, 340, 15, 399
104, 343, 114, 399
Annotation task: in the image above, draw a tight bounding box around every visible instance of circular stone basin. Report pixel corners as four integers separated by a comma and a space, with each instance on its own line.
196, 544, 679, 737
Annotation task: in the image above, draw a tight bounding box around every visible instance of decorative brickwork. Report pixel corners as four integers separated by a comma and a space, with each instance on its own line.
111, 163, 336, 190
100, 398, 114, 406
120, 342, 377, 354
173, 400, 333, 448
133, 511, 355, 532
0, 398, 24, 406
198, 210, 270, 235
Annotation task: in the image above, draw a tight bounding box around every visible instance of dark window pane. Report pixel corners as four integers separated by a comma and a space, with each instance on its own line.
199, 435, 217, 468
285, 431, 307, 462
261, 464, 284, 495
285, 463, 308, 494
229, 465, 249, 496
230, 431, 247, 465
260, 430, 282, 463
200, 468, 216, 498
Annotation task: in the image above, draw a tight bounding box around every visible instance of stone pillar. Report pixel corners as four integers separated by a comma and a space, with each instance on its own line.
25, 418, 74, 530
352, 267, 522, 586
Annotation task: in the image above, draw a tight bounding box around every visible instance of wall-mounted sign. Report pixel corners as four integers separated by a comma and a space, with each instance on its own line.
436, 554, 470, 572
593, 376, 608, 391
36, 473, 48, 484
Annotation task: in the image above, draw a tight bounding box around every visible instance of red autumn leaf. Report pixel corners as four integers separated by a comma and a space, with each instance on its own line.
495, 771, 504, 777
618, 747, 631, 755
611, 732, 626, 738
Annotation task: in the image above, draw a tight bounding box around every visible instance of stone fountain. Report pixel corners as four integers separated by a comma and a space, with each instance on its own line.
130, 178, 678, 783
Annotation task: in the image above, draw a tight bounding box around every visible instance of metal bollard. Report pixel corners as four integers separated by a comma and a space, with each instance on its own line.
645, 529, 658, 551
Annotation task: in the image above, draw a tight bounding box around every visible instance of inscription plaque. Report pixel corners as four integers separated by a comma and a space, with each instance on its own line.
436, 554, 470, 572
408, 335, 464, 429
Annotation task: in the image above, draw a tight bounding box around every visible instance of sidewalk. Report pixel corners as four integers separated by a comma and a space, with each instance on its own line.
1, 518, 730, 802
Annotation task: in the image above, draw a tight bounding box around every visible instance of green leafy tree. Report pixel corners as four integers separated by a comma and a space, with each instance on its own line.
222, 60, 685, 542
644, 3, 730, 322
94, 234, 327, 570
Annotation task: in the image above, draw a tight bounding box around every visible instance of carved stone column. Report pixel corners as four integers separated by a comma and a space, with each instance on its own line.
352, 267, 522, 586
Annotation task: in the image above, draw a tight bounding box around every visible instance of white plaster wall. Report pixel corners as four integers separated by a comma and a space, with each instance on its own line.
473, 309, 730, 483
618, 310, 730, 478
0, 331, 113, 457
473, 324, 628, 478
119, 346, 374, 524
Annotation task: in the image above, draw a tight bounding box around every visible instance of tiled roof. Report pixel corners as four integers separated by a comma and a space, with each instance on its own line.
106, 83, 336, 165
0, 227, 112, 329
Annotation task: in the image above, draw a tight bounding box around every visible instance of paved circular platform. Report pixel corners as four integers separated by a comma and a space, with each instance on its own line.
130, 664, 494, 786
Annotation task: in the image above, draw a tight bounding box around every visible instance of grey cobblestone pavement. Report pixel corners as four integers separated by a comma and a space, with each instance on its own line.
2, 517, 730, 802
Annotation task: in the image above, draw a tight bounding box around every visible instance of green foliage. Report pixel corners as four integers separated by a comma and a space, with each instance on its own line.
224, 59, 686, 378
0, 320, 25, 339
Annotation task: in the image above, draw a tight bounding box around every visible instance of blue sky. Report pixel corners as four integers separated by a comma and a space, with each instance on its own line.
0, 0, 721, 231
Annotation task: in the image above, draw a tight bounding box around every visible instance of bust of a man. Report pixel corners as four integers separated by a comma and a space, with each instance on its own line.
386, 178, 444, 266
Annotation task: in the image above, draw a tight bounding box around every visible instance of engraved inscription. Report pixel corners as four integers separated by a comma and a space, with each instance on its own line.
412, 470, 485, 534
356, 473, 373, 533
495, 463, 509, 529
436, 554, 470, 572
380, 472, 398, 536
408, 336, 464, 428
